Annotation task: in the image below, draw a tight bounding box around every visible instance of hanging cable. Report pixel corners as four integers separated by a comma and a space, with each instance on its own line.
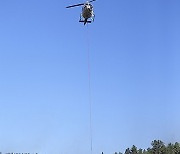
85, 24, 93, 154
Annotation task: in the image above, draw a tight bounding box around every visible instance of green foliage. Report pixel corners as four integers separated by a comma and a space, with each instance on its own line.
114, 140, 180, 154
131, 145, 138, 154
125, 148, 131, 154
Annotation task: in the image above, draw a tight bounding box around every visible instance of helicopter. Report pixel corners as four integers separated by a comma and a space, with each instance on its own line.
66, 0, 96, 25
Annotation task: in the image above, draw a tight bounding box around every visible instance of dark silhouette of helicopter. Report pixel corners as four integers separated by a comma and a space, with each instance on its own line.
66, 0, 96, 25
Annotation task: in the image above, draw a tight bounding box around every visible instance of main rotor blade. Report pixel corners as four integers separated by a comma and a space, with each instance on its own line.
66, 3, 84, 8
89, 0, 96, 3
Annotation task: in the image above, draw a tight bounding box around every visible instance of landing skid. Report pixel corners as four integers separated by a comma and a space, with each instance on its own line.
79, 13, 94, 25
79, 20, 92, 23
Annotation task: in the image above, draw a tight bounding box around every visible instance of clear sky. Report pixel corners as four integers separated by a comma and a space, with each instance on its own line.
0, 0, 180, 154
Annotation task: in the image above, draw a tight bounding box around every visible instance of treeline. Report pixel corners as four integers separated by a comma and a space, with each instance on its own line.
114, 140, 180, 154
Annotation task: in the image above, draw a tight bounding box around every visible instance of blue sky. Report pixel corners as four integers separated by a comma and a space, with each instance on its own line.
0, 0, 180, 154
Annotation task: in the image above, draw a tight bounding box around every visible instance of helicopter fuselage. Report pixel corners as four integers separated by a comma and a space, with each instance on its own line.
82, 3, 93, 19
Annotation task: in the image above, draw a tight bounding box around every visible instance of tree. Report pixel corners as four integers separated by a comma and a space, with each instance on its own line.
166, 143, 174, 154
120, 140, 180, 154
173, 142, 180, 154
125, 148, 131, 154
138, 148, 143, 154
151, 140, 166, 154
131, 145, 138, 154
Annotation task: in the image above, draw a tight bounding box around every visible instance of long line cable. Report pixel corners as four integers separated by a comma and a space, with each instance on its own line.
85, 24, 93, 154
